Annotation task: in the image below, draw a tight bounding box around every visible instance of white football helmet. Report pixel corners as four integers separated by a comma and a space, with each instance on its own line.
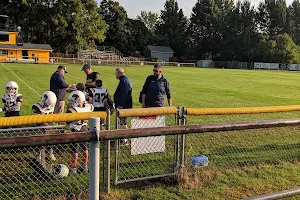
50, 164, 69, 178
6, 81, 19, 94
68, 91, 86, 107
41, 91, 57, 108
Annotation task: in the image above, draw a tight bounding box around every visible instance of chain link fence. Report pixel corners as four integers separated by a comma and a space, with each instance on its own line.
0, 114, 107, 200
0, 127, 91, 200
112, 107, 179, 184
181, 107, 300, 191
3, 107, 300, 199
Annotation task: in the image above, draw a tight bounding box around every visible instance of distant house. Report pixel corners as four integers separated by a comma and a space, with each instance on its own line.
0, 15, 52, 63
145, 45, 174, 62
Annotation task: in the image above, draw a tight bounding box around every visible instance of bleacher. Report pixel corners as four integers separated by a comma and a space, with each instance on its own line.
78, 46, 129, 61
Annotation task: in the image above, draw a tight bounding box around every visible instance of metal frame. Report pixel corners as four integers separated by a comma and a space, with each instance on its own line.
4, 117, 300, 198
104, 110, 111, 193
113, 107, 180, 187
242, 187, 300, 200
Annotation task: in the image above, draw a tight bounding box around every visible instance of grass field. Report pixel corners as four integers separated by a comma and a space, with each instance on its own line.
2, 63, 300, 199
2, 62, 300, 115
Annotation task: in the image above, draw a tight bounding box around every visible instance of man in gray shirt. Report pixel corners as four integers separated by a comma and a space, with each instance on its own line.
50, 66, 76, 114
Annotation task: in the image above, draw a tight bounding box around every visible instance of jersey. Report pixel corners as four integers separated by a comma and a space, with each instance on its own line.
32, 102, 54, 115
86, 72, 100, 86
67, 103, 94, 131
2, 93, 23, 112
88, 88, 108, 108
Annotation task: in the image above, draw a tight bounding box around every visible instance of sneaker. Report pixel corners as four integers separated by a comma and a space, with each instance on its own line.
48, 153, 56, 162
82, 165, 88, 173
70, 167, 77, 174
78, 165, 88, 174
36, 154, 42, 163
120, 139, 129, 146
120, 125, 128, 129
100, 124, 106, 130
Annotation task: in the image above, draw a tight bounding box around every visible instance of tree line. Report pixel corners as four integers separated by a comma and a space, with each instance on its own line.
2, 0, 300, 63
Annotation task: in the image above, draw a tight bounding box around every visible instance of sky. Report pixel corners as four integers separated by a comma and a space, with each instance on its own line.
98, 0, 295, 18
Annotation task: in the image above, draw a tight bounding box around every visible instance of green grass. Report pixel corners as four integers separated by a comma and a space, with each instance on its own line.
2, 63, 300, 199
2, 63, 300, 116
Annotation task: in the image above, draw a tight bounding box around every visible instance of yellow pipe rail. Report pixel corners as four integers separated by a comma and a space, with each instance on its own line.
186, 105, 300, 115
0, 112, 106, 127
118, 107, 177, 118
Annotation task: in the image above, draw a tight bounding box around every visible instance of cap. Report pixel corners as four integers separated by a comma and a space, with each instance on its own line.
81, 63, 91, 71
57, 65, 68, 73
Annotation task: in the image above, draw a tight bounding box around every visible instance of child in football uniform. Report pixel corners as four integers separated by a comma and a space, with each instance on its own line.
88, 80, 114, 130
76, 82, 89, 101
32, 91, 57, 162
88, 79, 114, 113
1, 81, 23, 117
67, 90, 94, 174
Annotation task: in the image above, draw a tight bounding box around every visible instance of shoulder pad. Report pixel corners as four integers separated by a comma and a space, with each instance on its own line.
67, 108, 77, 113
32, 104, 42, 114
16, 95, 24, 102
90, 104, 94, 112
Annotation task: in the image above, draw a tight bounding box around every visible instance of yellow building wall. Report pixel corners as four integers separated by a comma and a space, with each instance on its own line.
0, 32, 18, 45
0, 49, 51, 63
29, 50, 50, 63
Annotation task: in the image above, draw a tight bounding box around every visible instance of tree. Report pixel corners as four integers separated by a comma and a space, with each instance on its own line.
136, 11, 158, 32
99, 0, 129, 54
155, 0, 188, 58
51, 0, 108, 53
257, 0, 288, 35
226, 0, 258, 61
0, 0, 107, 53
287, 0, 300, 44
190, 0, 220, 59
126, 19, 152, 56
249, 33, 300, 63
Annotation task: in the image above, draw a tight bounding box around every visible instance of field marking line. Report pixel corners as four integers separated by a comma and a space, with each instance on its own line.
1, 63, 41, 97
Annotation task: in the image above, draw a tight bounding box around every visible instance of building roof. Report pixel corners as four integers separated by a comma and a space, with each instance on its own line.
0, 43, 52, 51
147, 45, 174, 53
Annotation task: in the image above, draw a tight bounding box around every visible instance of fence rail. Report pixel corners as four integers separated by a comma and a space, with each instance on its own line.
0, 56, 196, 67
2, 105, 300, 199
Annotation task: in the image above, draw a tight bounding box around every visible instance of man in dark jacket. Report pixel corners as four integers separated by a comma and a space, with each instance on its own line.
114, 68, 132, 132
81, 64, 100, 90
141, 64, 172, 108
114, 68, 132, 109
50, 66, 76, 113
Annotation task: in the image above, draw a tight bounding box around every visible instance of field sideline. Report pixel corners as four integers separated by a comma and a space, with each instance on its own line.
1, 63, 300, 116
2, 63, 300, 199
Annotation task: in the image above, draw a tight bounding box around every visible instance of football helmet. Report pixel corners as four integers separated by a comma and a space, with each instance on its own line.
68, 91, 86, 107
50, 164, 69, 178
6, 81, 19, 94
41, 91, 57, 108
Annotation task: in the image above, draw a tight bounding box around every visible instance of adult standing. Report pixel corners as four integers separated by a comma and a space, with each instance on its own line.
50, 65, 76, 114
114, 68, 132, 129
81, 64, 100, 90
141, 64, 172, 108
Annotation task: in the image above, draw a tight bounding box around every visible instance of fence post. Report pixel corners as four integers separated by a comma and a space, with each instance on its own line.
175, 106, 181, 168
89, 117, 100, 200
114, 109, 120, 185
179, 107, 186, 168
105, 110, 111, 193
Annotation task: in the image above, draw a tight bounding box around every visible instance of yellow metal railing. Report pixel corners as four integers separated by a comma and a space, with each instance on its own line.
185, 105, 300, 115
118, 107, 177, 118
0, 112, 106, 127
